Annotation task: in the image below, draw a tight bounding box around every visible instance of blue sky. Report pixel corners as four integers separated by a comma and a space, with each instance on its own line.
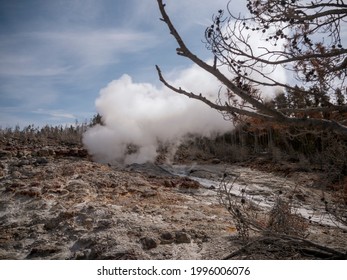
0, 0, 234, 128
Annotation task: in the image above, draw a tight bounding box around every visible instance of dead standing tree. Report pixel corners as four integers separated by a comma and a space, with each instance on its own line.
155, 0, 347, 135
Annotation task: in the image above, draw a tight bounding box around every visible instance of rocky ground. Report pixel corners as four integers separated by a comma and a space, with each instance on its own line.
0, 138, 346, 259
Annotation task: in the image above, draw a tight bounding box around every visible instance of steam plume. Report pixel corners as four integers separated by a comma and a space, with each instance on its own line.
83, 64, 232, 164
83, 55, 285, 164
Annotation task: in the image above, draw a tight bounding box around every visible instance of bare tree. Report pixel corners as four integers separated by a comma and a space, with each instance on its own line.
155, 0, 347, 135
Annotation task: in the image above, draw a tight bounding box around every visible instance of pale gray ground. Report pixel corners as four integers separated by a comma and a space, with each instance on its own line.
0, 147, 346, 259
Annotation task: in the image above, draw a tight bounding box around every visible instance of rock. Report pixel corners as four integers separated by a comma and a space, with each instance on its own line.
14, 187, 41, 198
16, 150, 25, 158
112, 250, 138, 260
95, 219, 112, 231
295, 193, 306, 202
71, 236, 97, 254
43, 211, 74, 231
163, 180, 176, 188
163, 177, 201, 190
54, 148, 88, 158
211, 158, 221, 164
141, 188, 157, 198
175, 231, 191, 244
13, 159, 31, 167
178, 177, 201, 189
34, 157, 49, 165
140, 237, 158, 250
188, 229, 210, 243
0, 150, 12, 159
36, 148, 55, 157
102, 250, 138, 260
132, 205, 141, 213
26, 245, 61, 259
5, 181, 26, 192
160, 232, 175, 244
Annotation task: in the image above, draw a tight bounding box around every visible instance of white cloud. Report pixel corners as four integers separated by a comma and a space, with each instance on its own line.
36, 29, 157, 66
0, 106, 75, 128
0, 78, 59, 109
0, 29, 157, 78
162, 0, 240, 29
32, 108, 76, 120
0, 54, 71, 77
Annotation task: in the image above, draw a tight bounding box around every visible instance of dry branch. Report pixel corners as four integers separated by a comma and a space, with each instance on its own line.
155, 0, 347, 136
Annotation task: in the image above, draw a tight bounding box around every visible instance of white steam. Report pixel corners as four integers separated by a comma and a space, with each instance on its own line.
83, 64, 232, 164
83, 60, 285, 164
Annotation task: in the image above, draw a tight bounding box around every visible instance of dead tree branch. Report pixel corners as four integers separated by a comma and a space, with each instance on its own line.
155, 0, 347, 136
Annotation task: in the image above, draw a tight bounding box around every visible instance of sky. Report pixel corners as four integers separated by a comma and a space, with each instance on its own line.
0, 0, 238, 128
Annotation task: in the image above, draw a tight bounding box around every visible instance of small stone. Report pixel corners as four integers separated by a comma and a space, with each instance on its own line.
175, 231, 191, 244
160, 232, 175, 244
84, 218, 94, 228
295, 194, 306, 202
107, 250, 137, 260
26, 245, 60, 259
132, 205, 141, 213
0, 150, 12, 159
163, 180, 176, 188
35, 157, 49, 165
141, 189, 157, 198
140, 237, 157, 250
17, 159, 31, 167
96, 220, 112, 230
179, 178, 200, 189
36, 148, 53, 157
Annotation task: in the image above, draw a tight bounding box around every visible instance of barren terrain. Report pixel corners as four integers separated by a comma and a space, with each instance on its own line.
0, 139, 346, 259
